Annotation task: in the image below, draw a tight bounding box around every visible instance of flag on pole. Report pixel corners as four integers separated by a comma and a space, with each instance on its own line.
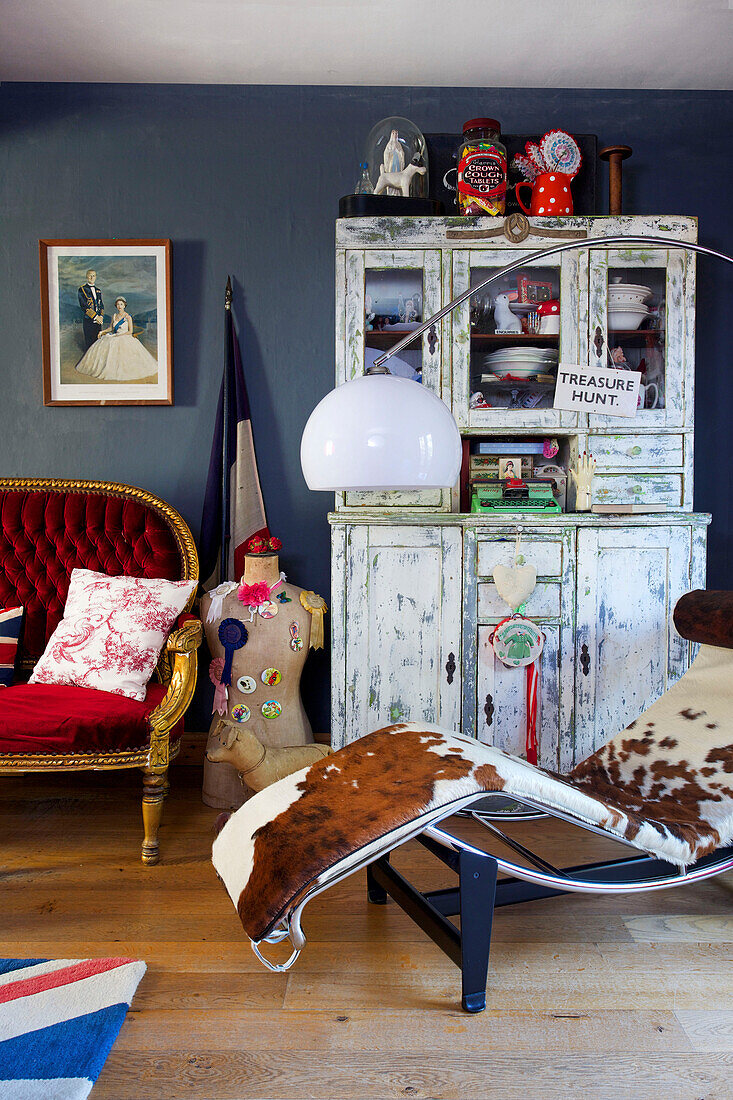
199, 278, 269, 588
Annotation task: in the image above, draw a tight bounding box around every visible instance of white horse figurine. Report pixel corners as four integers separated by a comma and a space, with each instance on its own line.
374, 162, 427, 198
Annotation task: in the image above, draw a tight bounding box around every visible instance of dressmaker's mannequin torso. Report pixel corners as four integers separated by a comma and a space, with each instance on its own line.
202, 553, 314, 749
201, 553, 319, 807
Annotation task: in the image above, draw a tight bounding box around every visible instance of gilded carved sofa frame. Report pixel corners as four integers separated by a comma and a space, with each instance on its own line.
0, 478, 202, 864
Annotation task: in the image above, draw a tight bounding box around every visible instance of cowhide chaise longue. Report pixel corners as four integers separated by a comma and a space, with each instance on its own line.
213, 589, 733, 1012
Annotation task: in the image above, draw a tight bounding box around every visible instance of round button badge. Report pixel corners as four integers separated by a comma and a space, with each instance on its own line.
258, 601, 279, 619
261, 699, 282, 720
231, 703, 251, 723
261, 667, 282, 687
237, 675, 257, 695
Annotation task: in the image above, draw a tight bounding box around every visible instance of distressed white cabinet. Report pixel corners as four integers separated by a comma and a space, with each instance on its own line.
330, 215, 709, 767
465, 525, 576, 771
330, 523, 462, 749
574, 525, 694, 761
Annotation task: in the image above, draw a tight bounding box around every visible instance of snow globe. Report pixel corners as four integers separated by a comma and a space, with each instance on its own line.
363, 116, 429, 199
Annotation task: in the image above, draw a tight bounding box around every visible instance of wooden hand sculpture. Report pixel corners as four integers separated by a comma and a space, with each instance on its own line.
570, 451, 596, 512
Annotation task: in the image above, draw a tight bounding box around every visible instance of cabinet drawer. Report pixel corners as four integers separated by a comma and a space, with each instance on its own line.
477, 538, 563, 578
478, 581, 561, 619
343, 488, 448, 509
591, 434, 684, 470
594, 473, 683, 507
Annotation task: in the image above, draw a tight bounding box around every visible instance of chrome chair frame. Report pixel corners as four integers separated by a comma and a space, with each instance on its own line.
251, 790, 733, 1012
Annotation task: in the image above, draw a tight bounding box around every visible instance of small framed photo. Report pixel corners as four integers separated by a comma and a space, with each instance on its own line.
39, 239, 172, 406
499, 456, 523, 480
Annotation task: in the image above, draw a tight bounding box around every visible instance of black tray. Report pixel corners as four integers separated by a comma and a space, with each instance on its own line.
339, 194, 445, 218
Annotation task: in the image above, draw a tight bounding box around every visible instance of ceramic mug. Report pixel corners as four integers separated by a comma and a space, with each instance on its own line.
638, 382, 660, 409
516, 172, 573, 217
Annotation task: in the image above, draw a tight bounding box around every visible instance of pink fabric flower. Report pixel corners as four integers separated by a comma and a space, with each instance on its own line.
238, 581, 270, 608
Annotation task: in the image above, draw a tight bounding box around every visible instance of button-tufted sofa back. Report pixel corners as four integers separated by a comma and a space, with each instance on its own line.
0, 480, 198, 665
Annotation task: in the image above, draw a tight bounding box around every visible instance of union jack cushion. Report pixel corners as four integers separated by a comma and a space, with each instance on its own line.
0, 606, 23, 688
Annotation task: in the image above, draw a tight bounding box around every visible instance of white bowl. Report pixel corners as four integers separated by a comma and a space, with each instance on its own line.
608, 307, 649, 331
608, 291, 650, 308
609, 280, 652, 301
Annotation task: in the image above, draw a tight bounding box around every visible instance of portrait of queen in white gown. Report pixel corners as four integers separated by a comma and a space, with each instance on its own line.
75, 296, 158, 381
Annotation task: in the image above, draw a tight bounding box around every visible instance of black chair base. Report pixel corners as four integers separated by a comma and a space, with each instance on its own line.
366, 832, 722, 1013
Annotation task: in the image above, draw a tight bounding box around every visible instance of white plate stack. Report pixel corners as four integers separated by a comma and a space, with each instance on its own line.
608, 279, 652, 331
479, 347, 559, 380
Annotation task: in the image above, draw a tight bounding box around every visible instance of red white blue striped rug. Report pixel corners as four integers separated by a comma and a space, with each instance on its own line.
0, 957, 146, 1098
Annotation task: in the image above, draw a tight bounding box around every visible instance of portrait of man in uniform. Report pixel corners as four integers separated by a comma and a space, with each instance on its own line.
78, 268, 105, 350
40, 239, 172, 406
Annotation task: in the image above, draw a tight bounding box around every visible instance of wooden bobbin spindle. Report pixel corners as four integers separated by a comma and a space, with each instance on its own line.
599, 145, 632, 215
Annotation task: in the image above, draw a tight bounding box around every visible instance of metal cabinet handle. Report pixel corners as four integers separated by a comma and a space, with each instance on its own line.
484, 693, 494, 727
580, 643, 591, 676
445, 652, 456, 685
428, 323, 438, 355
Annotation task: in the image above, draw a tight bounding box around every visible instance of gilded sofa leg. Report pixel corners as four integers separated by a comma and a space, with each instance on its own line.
141, 766, 168, 865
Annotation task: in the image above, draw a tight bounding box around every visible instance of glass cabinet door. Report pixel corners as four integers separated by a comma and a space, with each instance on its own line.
451, 247, 586, 430
340, 248, 443, 390
588, 248, 689, 429
337, 248, 449, 509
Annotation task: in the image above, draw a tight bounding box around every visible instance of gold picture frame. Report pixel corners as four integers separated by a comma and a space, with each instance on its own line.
39, 238, 173, 406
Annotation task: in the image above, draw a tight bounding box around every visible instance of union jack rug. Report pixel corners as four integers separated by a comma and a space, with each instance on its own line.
0, 957, 146, 1099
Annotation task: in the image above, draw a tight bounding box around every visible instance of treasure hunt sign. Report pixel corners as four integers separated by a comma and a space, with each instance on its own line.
553, 365, 641, 417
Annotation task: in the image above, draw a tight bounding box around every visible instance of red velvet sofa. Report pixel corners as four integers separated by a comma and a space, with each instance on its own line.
0, 478, 202, 863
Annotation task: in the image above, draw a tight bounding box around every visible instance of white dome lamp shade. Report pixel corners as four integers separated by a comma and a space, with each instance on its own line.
301, 370, 462, 492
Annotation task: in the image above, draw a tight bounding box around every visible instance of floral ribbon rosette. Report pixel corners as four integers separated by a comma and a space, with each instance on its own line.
299, 591, 328, 650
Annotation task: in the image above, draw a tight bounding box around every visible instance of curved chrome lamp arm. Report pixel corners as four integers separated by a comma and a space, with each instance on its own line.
372, 234, 733, 371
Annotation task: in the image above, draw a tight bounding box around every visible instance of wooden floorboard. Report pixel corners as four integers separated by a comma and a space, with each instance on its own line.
1, 766, 732, 1100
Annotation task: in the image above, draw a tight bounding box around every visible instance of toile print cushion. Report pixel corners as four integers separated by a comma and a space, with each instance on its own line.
29, 568, 196, 701
213, 643, 733, 944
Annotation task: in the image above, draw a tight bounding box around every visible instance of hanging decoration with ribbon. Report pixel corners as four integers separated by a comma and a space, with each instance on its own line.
206, 581, 239, 624
299, 591, 328, 650
218, 618, 248, 686
490, 531, 544, 766
209, 656, 228, 716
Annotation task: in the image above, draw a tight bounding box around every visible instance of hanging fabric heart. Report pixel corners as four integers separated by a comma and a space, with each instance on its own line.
492, 562, 537, 612
218, 618, 248, 686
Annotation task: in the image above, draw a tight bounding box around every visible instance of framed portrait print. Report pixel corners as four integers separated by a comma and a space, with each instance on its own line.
39, 239, 172, 406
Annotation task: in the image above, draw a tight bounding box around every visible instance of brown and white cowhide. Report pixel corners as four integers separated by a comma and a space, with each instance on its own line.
212, 644, 733, 944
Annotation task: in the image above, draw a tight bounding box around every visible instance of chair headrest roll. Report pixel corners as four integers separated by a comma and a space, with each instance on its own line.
673, 589, 733, 648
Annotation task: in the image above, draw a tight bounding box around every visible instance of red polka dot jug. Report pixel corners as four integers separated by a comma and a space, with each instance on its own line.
515, 172, 573, 217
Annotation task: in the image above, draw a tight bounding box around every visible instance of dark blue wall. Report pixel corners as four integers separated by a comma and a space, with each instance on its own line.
1, 84, 732, 730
